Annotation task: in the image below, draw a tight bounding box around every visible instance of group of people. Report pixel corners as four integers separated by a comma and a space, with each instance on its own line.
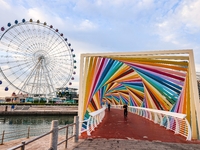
107, 103, 128, 117
4, 104, 15, 111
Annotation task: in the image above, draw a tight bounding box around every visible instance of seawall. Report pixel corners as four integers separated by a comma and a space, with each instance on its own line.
0, 105, 78, 116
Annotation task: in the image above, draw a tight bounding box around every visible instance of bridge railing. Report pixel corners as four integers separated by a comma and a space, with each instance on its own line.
111, 105, 123, 109
125, 106, 191, 140
80, 106, 106, 136
7, 116, 79, 150
80, 104, 191, 140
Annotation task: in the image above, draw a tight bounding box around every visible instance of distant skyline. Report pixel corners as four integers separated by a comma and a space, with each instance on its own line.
0, 0, 200, 97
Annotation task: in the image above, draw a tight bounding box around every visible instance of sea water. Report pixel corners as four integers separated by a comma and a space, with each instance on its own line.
0, 115, 75, 142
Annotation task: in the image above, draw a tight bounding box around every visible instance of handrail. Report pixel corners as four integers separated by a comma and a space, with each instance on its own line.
59, 123, 76, 130
127, 106, 191, 140
130, 106, 186, 119
80, 105, 106, 136
25, 131, 52, 145
111, 105, 123, 109
0, 126, 50, 144
80, 104, 191, 140
7, 116, 79, 150
89, 106, 106, 116
8, 131, 52, 150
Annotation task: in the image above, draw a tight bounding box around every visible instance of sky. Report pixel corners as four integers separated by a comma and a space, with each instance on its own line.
0, 0, 200, 97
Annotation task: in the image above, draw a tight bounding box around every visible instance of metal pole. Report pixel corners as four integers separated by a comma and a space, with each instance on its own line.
73, 116, 79, 142
21, 141, 25, 150
49, 120, 58, 150
27, 127, 30, 138
65, 126, 68, 148
1, 130, 5, 145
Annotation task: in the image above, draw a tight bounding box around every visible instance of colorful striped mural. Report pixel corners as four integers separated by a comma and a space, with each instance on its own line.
78, 50, 200, 139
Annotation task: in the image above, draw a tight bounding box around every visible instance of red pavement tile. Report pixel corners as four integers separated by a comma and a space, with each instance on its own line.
80, 108, 200, 144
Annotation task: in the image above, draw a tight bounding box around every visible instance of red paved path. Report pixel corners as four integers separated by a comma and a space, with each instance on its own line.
81, 109, 200, 144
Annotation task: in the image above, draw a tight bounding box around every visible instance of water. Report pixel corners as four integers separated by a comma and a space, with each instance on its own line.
0, 115, 75, 142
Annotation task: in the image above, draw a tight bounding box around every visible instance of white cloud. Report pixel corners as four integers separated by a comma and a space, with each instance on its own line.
27, 8, 47, 21
0, 0, 11, 9
155, 0, 200, 47
179, 0, 200, 33
75, 19, 97, 31
137, 0, 154, 9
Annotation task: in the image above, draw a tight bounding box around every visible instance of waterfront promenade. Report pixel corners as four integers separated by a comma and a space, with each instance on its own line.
0, 105, 78, 115
0, 135, 84, 150
0, 105, 80, 150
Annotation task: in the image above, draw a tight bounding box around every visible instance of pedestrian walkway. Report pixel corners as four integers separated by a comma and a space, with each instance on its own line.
0, 135, 84, 150
73, 138, 200, 150
75, 108, 200, 149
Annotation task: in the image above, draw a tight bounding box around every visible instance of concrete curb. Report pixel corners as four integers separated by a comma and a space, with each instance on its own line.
0, 111, 78, 116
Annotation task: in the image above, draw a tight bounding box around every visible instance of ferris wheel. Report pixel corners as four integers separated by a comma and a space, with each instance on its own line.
0, 18, 76, 97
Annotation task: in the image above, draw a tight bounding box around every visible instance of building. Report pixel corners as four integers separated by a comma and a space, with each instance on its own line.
56, 87, 79, 103
5, 92, 28, 103
0, 97, 5, 103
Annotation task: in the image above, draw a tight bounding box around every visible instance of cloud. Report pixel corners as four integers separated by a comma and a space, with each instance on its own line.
178, 0, 200, 33
155, 0, 200, 46
27, 8, 47, 22
75, 19, 97, 31
0, 0, 11, 9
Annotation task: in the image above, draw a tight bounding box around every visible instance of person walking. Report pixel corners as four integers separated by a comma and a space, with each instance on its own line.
123, 104, 128, 117
108, 103, 111, 111
5, 105, 8, 111
11, 104, 15, 111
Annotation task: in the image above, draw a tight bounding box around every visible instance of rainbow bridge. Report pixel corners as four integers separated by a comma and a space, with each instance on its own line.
78, 49, 200, 141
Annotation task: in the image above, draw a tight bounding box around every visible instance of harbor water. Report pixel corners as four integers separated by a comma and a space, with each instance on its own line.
0, 115, 75, 142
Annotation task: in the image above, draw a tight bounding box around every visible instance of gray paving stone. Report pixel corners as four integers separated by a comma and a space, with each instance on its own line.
73, 139, 200, 150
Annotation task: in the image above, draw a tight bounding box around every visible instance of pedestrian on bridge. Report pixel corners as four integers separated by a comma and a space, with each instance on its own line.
123, 104, 128, 117
108, 103, 111, 111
